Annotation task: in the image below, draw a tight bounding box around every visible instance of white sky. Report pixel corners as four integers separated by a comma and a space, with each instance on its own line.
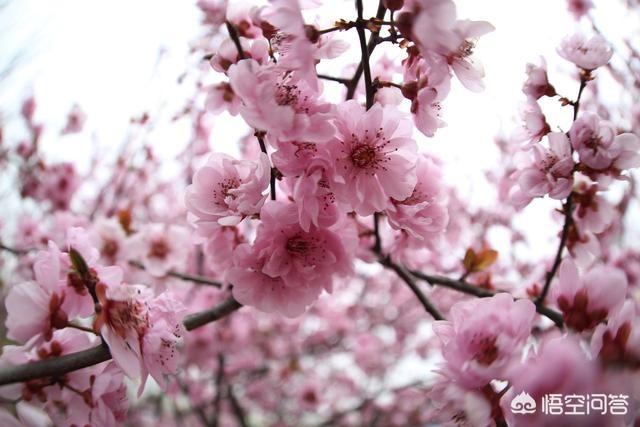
0, 0, 638, 256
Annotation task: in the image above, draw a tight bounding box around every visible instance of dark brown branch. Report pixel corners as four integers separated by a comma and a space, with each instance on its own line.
0, 243, 30, 256
255, 132, 277, 201
355, 0, 376, 110
228, 385, 250, 427
211, 354, 225, 427
183, 297, 243, 331
410, 270, 564, 328
0, 297, 242, 386
345, 1, 386, 100
536, 195, 574, 306
225, 21, 247, 60
317, 74, 351, 85
379, 256, 444, 320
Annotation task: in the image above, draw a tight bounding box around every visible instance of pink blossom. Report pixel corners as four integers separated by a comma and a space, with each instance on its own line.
140, 292, 187, 390
94, 283, 150, 380
558, 33, 613, 70
89, 218, 128, 266
522, 58, 556, 99
404, 0, 494, 91
510, 132, 574, 208
386, 155, 449, 242
38, 162, 80, 211
325, 101, 418, 216
200, 223, 245, 276
403, 57, 452, 137
445, 19, 495, 92
61, 104, 86, 134
572, 183, 615, 234
44, 333, 128, 427
261, 0, 320, 91
570, 112, 640, 170
591, 300, 640, 367
512, 99, 551, 146
128, 224, 190, 277
205, 82, 241, 116
228, 60, 335, 143
552, 258, 627, 331
210, 37, 269, 73
4, 239, 100, 343
186, 153, 270, 227
272, 140, 339, 231
567, 0, 594, 19
503, 336, 609, 427
425, 379, 493, 427
228, 202, 351, 317
433, 293, 535, 388
4, 280, 59, 344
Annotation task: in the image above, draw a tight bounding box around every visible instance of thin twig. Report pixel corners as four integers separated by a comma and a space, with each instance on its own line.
410, 270, 564, 328
379, 256, 444, 320
211, 353, 225, 427
225, 21, 247, 60
355, 0, 377, 110
0, 243, 29, 256
228, 385, 250, 427
536, 195, 574, 306
129, 260, 222, 287
317, 74, 351, 85
345, 1, 386, 100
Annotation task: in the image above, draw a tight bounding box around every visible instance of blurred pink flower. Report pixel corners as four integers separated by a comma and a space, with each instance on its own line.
570, 112, 640, 170
433, 293, 535, 388
558, 33, 612, 70
510, 132, 574, 208
128, 224, 190, 277
552, 258, 627, 331
522, 58, 556, 100
386, 155, 449, 242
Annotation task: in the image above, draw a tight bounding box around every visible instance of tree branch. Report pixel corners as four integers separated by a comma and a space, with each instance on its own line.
228, 385, 250, 427
379, 256, 444, 320
0, 297, 242, 386
129, 260, 222, 288
536, 195, 574, 306
410, 270, 564, 328
345, 1, 386, 100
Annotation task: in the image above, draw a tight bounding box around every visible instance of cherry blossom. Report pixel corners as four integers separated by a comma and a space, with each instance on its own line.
186, 152, 270, 227
386, 154, 449, 243
558, 33, 613, 70
510, 132, 574, 208
128, 223, 190, 277
570, 112, 640, 171
522, 58, 556, 100
433, 293, 535, 388
325, 100, 418, 215
1, 0, 640, 425
552, 258, 627, 331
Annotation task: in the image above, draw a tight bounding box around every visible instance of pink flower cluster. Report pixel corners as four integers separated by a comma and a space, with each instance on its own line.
1, 229, 186, 424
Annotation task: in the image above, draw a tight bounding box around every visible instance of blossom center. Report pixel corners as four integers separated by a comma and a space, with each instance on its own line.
149, 239, 170, 259
350, 144, 378, 168
104, 298, 148, 338
472, 335, 499, 365
286, 234, 311, 255
102, 239, 119, 259
214, 178, 240, 205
